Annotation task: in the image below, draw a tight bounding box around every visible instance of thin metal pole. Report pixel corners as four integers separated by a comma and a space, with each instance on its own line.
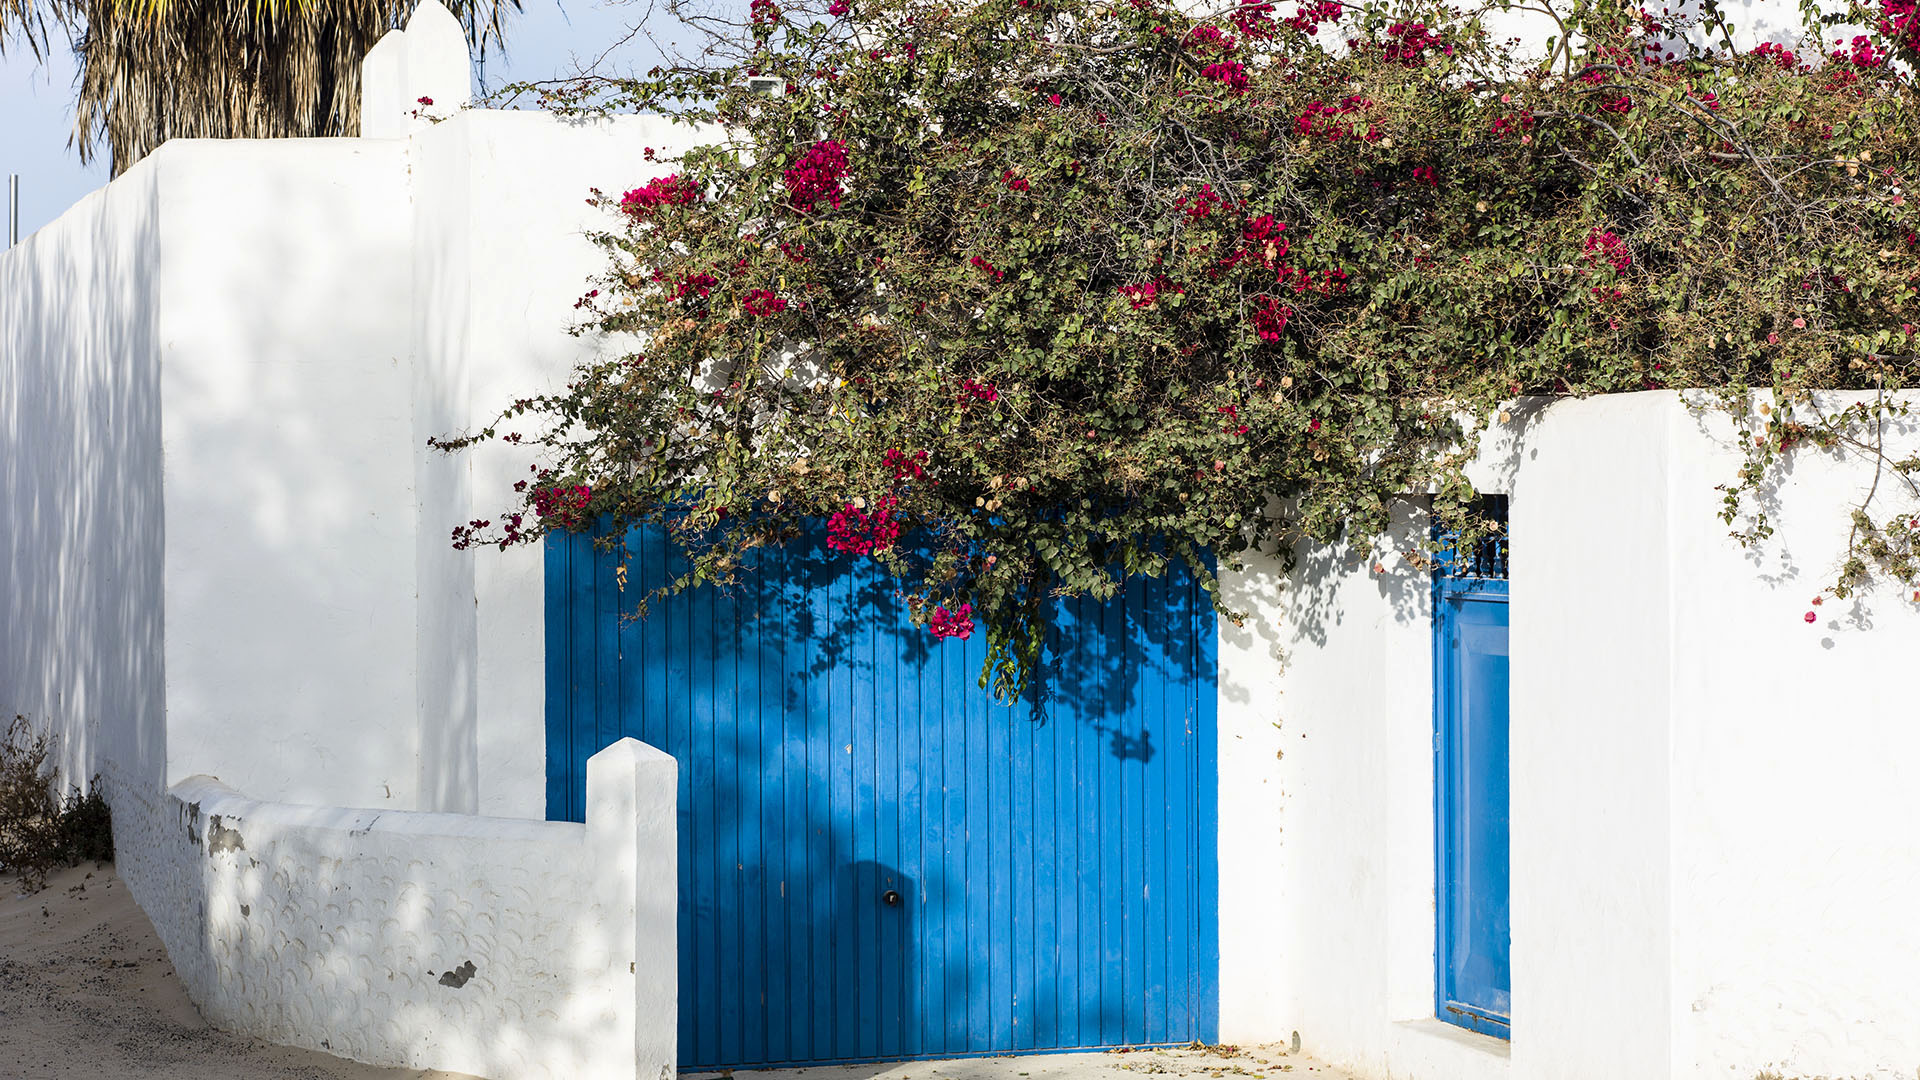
7, 174, 17, 248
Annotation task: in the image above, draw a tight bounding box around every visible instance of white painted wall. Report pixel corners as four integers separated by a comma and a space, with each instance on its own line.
409, 110, 714, 821
1221, 392, 1920, 1080
0, 133, 422, 813
155, 138, 419, 810
0, 156, 166, 796
114, 737, 678, 1080
1663, 393, 1920, 1080
1218, 498, 1512, 1080
3, 12, 700, 1076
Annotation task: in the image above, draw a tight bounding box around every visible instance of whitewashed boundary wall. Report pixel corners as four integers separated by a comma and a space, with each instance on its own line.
2, 5, 704, 1077
113, 738, 678, 1080
0, 0, 708, 816
0, 156, 167, 801
1217, 390, 1920, 1080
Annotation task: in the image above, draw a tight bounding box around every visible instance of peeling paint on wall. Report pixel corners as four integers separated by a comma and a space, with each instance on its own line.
436, 960, 477, 988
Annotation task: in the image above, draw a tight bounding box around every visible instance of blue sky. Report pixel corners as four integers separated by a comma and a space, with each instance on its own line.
1, 0, 708, 241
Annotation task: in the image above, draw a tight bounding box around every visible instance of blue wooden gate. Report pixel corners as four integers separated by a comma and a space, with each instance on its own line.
1434, 506, 1511, 1038
546, 522, 1220, 1069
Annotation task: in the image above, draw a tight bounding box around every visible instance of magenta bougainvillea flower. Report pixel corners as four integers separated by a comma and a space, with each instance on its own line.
958, 378, 999, 403
928, 603, 975, 640
883, 448, 929, 481
1251, 296, 1293, 342
619, 175, 703, 220
1283, 0, 1343, 35
785, 140, 850, 212
826, 495, 902, 556
532, 485, 592, 530
1583, 229, 1633, 272
1119, 277, 1181, 309
742, 288, 788, 316
1202, 60, 1252, 94
1375, 20, 1451, 65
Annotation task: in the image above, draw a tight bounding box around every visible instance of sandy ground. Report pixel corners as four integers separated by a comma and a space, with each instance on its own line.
2, 862, 1358, 1080
689, 1044, 1361, 1080
0, 863, 476, 1079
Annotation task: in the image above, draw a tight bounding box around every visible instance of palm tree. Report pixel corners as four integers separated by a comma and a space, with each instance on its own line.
3, 0, 517, 174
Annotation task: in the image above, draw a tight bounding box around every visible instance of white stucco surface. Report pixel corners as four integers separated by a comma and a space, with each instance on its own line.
9, 2, 1919, 1076
1220, 392, 1920, 1080
408, 110, 714, 821
2, 15, 699, 1076
114, 737, 677, 1080
0, 153, 166, 794
155, 137, 420, 811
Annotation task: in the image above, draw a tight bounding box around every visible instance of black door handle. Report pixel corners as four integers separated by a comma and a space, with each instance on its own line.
882, 889, 901, 907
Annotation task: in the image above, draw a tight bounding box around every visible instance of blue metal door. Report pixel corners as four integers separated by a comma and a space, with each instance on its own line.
545, 522, 1220, 1068
1434, 515, 1511, 1038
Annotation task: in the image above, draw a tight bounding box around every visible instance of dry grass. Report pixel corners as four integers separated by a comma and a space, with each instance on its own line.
0, 716, 112, 893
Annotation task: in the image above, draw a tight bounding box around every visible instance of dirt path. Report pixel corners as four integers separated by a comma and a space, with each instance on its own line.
687, 1043, 1363, 1080
4, 863, 1360, 1080
0, 863, 474, 1079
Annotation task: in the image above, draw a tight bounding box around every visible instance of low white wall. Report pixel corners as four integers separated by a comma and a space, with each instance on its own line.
1222, 391, 1920, 1080
113, 737, 678, 1080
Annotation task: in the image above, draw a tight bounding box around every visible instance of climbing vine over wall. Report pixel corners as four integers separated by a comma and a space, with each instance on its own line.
438, 0, 1920, 697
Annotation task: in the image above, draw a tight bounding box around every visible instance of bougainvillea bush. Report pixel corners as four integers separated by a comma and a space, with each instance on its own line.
441, 0, 1920, 696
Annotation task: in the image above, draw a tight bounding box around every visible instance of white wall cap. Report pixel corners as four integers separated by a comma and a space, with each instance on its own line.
358, 1, 472, 139
403, 0, 473, 127
359, 29, 408, 139
587, 736, 676, 769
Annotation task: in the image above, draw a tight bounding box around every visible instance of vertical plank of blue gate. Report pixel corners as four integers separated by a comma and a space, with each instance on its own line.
877, 586, 904, 1061
806, 543, 835, 1062
1163, 563, 1195, 1039
1080, 581, 1108, 1046
1193, 563, 1222, 1044
786, 538, 817, 1063
853, 558, 881, 1062
740, 554, 768, 1066
688, 566, 716, 1066
1008, 635, 1034, 1052
569, 529, 599, 823
829, 559, 859, 1060
638, 523, 668, 770
1122, 569, 1149, 1045
948, 629, 977, 1056
1143, 571, 1170, 1045
595, 525, 621, 812
917, 620, 944, 1058
657, 529, 697, 1062
904, 615, 929, 1060
710, 568, 738, 1062
987, 642, 1014, 1052
763, 538, 792, 1066
1030, 598, 1062, 1052
1053, 594, 1082, 1050
543, 534, 568, 820
964, 627, 992, 1053
614, 524, 641, 763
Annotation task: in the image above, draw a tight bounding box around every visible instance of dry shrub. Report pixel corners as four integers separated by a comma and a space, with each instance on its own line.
0, 716, 112, 892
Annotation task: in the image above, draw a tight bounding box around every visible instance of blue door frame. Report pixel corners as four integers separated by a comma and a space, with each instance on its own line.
544, 521, 1220, 1069
1433, 509, 1512, 1038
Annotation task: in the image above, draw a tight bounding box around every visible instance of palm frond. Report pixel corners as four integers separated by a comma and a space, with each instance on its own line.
69, 0, 519, 175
